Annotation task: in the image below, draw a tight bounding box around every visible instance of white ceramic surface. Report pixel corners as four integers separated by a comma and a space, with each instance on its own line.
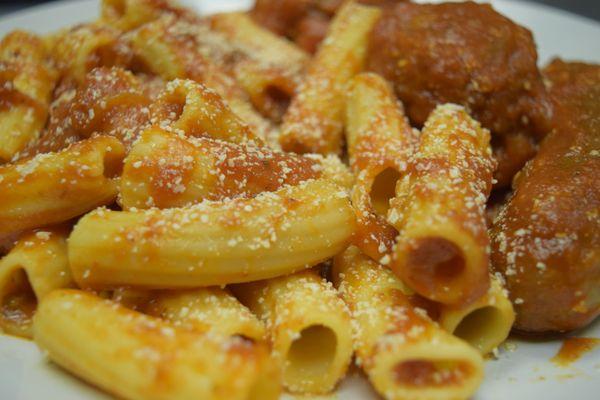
0, 1, 599, 399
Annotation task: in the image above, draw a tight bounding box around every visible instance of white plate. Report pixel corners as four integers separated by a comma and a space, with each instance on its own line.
0, 1, 599, 399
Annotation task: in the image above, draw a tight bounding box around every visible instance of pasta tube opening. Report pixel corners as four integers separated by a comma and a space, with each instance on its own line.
155, 87, 185, 124
453, 307, 505, 348
368, 328, 484, 400
0, 268, 36, 338
263, 84, 292, 121
102, 144, 125, 179
406, 237, 466, 284
439, 277, 515, 354
370, 167, 401, 217
284, 324, 338, 387
0, 228, 73, 338
233, 270, 353, 394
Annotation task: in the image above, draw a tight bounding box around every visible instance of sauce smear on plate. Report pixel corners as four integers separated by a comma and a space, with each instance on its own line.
551, 338, 600, 367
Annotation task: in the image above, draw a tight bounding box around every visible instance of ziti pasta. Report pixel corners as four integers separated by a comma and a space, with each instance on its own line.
279, 1, 381, 154
0, 136, 125, 240
34, 289, 281, 400
389, 104, 495, 306
0, 31, 56, 162
120, 126, 352, 209
334, 247, 484, 400
233, 269, 353, 394
69, 179, 355, 289
345, 72, 418, 263
0, 0, 574, 398
0, 227, 73, 338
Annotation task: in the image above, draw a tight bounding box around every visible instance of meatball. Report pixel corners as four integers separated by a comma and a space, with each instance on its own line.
367, 1, 551, 187
490, 59, 600, 333
251, 0, 402, 53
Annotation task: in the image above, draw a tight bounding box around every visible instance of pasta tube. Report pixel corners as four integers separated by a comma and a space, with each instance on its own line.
233, 270, 353, 394
150, 79, 261, 144
146, 288, 266, 341
33, 289, 281, 400
69, 179, 356, 289
17, 67, 153, 160
50, 23, 131, 84
210, 12, 306, 122
333, 247, 484, 400
0, 227, 73, 338
279, 1, 381, 154
120, 127, 351, 209
389, 104, 495, 305
0, 136, 125, 240
233, 60, 298, 123
210, 12, 308, 74
438, 276, 515, 355
128, 16, 274, 142
101, 0, 186, 31
345, 72, 418, 263
0, 31, 56, 162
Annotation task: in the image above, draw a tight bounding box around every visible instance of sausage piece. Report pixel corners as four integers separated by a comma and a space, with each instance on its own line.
491, 59, 600, 334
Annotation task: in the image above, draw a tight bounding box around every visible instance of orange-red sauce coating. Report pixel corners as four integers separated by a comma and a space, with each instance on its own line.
491, 60, 600, 333
551, 338, 600, 367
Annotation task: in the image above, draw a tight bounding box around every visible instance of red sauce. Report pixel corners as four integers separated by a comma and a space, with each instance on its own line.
551, 338, 600, 367
394, 359, 471, 387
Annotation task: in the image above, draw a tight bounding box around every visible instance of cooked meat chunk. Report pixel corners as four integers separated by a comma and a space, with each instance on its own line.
491, 59, 600, 333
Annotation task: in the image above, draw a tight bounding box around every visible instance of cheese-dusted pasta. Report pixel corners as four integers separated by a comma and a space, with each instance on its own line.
345, 72, 418, 263
0, 0, 556, 397
50, 23, 131, 84
0, 227, 73, 338
233, 60, 298, 124
34, 289, 281, 400
128, 15, 275, 142
279, 1, 381, 154
16, 67, 155, 160
69, 179, 355, 289
150, 79, 262, 144
438, 275, 515, 355
233, 269, 353, 394
0, 31, 56, 162
0, 136, 125, 240
389, 104, 495, 305
210, 12, 307, 125
210, 12, 308, 74
333, 246, 484, 400
111, 287, 266, 340
146, 288, 266, 341
120, 127, 351, 209
101, 0, 186, 31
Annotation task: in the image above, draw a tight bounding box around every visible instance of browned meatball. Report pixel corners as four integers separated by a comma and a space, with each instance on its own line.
490, 59, 600, 334
367, 1, 552, 187
251, 0, 403, 53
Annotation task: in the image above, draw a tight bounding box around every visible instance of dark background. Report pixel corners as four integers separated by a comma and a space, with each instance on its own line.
0, 0, 599, 21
